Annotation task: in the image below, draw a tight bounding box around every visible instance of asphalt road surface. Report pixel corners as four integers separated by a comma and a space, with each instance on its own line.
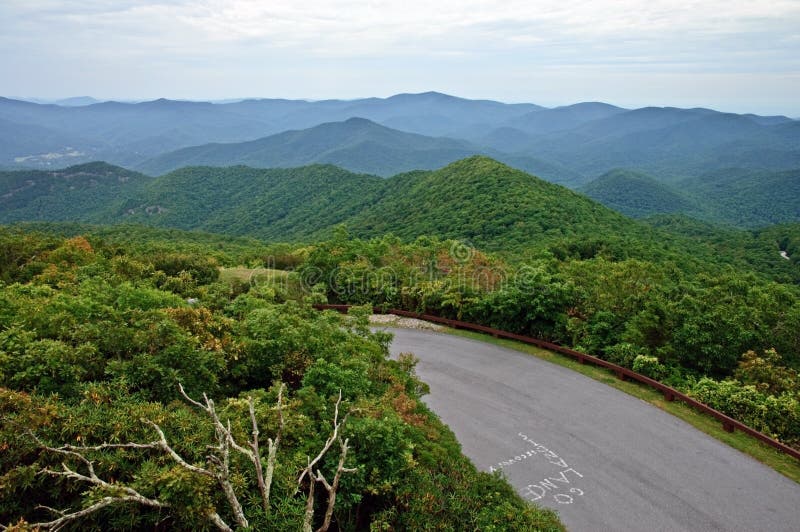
384, 327, 800, 532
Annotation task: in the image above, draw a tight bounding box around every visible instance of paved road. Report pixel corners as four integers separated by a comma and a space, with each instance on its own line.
384, 328, 800, 532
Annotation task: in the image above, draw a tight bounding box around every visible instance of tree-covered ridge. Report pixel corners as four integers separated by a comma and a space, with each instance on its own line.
522, 109, 800, 184
679, 167, 800, 227
3, 94, 799, 230
0, 157, 650, 249
0, 92, 544, 170
119, 164, 390, 241
0, 163, 388, 240
346, 156, 636, 248
3, 95, 795, 177
580, 168, 704, 219
0, 162, 150, 223
0, 228, 562, 530
580, 166, 800, 228
135, 117, 585, 184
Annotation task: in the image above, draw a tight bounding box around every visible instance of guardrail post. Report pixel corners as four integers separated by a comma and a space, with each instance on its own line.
615, 369, 626, 381
722, 421, 735, 433
663, 391, 675, 402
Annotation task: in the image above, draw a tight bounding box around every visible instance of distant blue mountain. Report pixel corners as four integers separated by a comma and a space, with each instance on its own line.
0, 92, 796, 190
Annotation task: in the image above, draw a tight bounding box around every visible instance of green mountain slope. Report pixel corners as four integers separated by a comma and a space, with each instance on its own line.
127, 156, 641, 249
117, 164, 387, 240
580, 169, 704, 218
0, 157, 645, 251
680, 167, 800, 227
0, 93, 540, 168
3, 157, 798, 284
0, 162, 150, 223
347, 156, 635, 249
507, 101, 627, 135
575, 165, 800, 228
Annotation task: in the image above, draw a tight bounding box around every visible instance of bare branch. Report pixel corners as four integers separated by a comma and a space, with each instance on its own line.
316, 437, 357, 532
297, 390, 356, 532
250, 383, 285, 514
302, 457, 317, 532
22, 397, 249, 532
24, 495, 167, 532
178, 382, 207, 411
208, 512, 234, 532
35, 505, 66, 517
226, 419, 253, 459
176, 386, 249, 529
25, 431, 240, 532
142, 419, 213, 478
45, 441, 162, 453
27, 438, 168, 530
298, 390, 348, 486
16, 383, 299, 532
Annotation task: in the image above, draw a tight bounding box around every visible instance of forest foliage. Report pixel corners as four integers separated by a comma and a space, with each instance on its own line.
0, 228, 563, 531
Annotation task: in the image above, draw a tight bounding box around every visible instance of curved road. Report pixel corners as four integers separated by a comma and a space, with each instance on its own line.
384, 328, 800, 532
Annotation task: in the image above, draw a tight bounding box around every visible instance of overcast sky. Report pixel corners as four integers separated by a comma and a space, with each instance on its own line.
1, 0, 799, 115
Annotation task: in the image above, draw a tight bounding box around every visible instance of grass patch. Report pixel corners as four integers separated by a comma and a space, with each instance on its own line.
219, 267, 289, 284
219, 267, 306, 299
444, 327, 800, 484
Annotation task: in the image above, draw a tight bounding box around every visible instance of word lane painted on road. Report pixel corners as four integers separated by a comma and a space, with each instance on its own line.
488, 432, 586, 505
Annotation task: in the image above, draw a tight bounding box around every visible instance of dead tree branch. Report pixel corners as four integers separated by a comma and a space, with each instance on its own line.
177, 383, 248, 529
20, 437, 168, 532
298, 390, 356, 532
10, 383, 295, 531
315, 437, 358, 532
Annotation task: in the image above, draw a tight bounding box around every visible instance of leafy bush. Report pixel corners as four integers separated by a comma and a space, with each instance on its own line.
0, 230, 562, 530
632, 355, 668, 381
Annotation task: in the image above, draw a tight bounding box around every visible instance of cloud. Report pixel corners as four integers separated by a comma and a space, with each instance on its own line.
1, 0, 798, 113
5, 0, 799, 58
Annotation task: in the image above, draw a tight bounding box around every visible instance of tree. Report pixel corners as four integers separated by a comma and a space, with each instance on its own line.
5, 384, 353, 532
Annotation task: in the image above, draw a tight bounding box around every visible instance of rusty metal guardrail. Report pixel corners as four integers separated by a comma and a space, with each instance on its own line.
314, 303, 800, 462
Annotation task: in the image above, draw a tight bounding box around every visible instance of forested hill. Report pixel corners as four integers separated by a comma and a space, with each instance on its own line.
580, 166, 800, 227
580, 169, 705, 219
5, 94, 797, 203
522, 109, 800, 184
679, 167, 800, 227
0, 162, 150, 223
346, 156, 633, 248
0, 156, 643, 249
119, 164, 388, 240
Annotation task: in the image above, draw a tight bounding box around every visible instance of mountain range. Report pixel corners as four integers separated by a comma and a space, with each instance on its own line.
0, 157, 648, 248
2, 92, 796, 180
136, 117, 582, 181
2, 91, 798, 228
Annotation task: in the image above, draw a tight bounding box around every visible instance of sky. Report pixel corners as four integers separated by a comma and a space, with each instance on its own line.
1, 0, 799, 115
